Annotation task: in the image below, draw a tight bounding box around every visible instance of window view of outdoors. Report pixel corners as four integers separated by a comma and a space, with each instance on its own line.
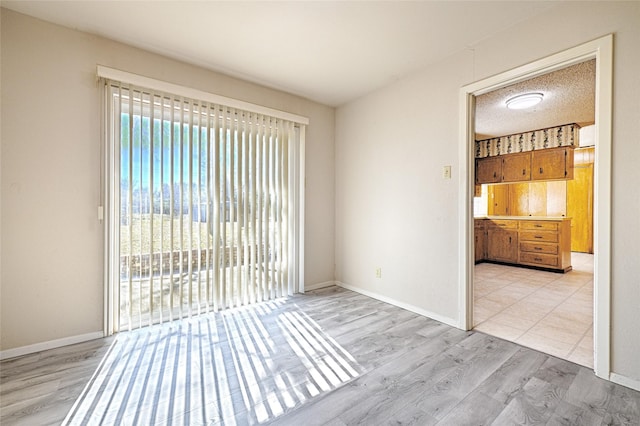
117, 94, 291, 331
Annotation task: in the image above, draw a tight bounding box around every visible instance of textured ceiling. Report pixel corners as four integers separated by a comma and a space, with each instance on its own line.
2, 1, 561, 107
475, 59, 596, 139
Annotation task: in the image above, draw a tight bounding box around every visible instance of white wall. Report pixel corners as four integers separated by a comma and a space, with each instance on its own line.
336, 51, 471, 325
335, 2, 640, 383
0, 9, 335, 351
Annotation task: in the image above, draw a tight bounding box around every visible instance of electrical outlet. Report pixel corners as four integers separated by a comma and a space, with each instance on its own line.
375, 268, 382, 279
443, 165, 452, 179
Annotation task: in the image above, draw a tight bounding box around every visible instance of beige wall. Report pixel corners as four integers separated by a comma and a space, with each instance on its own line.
335, 1, 640, 383
0, 9, 335, 351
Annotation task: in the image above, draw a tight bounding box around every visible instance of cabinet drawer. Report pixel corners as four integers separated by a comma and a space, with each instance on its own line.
488, 220, 518, 230
520, 242, 559, 255
519, 231, 559, 243
519, 221, 559, 231
519, 252, 559, 267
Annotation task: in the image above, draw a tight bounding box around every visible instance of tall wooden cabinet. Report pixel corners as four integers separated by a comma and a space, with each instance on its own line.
567, 147, 595, 253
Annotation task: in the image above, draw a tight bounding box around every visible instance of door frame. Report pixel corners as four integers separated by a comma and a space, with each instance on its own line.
457, 34, 613, 379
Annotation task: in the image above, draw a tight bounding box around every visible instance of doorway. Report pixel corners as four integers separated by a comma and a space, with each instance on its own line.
472, 61, 596, 367
458, 35, 613, 379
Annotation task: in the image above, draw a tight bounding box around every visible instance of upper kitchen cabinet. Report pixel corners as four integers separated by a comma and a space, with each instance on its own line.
476, 156, 502, 184
475, 123, 579, 185
502, 151, 531, 182
531, 146, 574, 181
475, 146, 575, 184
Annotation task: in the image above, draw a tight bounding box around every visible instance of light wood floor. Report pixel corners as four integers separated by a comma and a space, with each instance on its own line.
1, 286, 638, 425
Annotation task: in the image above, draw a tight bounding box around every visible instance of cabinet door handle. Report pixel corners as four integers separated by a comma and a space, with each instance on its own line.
493, 171, 497, 178
539, 167, 543, 174
534, 257, 542, 262
522, 169, 526, 175
534, 236, 543, 239
509, 236, 512, 243
534, 247, 542, 251
534, 224, 543, 227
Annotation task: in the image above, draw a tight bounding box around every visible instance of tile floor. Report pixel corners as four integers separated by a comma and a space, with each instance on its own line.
473, 252, 594, 368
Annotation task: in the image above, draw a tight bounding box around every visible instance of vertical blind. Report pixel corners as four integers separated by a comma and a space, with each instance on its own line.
104, 79, 303, 331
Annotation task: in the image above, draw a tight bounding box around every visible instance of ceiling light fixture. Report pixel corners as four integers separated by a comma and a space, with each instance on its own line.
505, 92, 544, 110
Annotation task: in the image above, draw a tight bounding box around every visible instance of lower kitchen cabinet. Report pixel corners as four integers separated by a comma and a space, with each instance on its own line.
486, 220, 518, 263
476, 217, 571, 272
518, 219, 572, 272
474, 220, 485, 263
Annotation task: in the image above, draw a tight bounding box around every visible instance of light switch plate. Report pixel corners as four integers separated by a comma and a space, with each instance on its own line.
443, 165, 452, 179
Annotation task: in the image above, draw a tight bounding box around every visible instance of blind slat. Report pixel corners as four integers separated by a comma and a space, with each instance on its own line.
158, 94, 165, 324
126, 84, 134, 331
147, 91, 155, 326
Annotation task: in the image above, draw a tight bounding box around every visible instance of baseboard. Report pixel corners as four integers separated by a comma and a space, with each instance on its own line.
303, 280, 336, 291
0, 331, 104, 361
336, 281, 458, 328
610, 372, 640, 392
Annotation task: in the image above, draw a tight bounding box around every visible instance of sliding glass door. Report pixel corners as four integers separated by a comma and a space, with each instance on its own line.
104, 81, 302, 332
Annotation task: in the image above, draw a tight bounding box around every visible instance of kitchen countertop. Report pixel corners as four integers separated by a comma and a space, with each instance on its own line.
474, 216, 571, 221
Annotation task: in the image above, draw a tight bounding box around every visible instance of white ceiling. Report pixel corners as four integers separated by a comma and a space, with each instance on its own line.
3, 1, 594, 138
475, 59, 596, 139
2, 0, 561, 108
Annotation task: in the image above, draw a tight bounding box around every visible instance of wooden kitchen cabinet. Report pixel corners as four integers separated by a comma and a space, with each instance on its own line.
518, 219, 572, 272
508, 183, 529, 216
531, 146, 574, 181
545, 181, 567, 217
527, 182, 548, 216
476, 156, 502, 184
493, 181, 567, 217
474, 220, 486, 263
475, 146, 574, 184
502, 152, 531, 182
567, 147, 594, 253
486, 220, 518, 263
487, 184, 509, 216
478, 218, 571, 272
